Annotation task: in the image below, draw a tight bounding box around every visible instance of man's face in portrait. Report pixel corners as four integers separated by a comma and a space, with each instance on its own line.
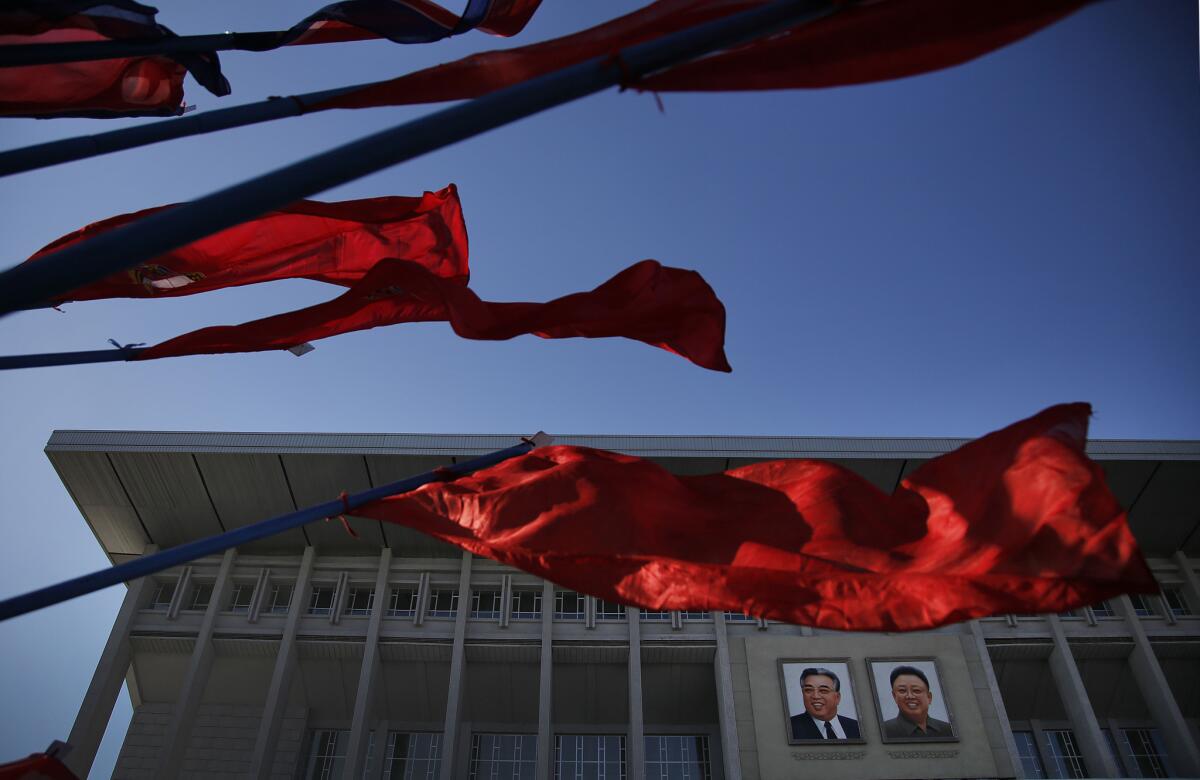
801, 673, 841, 722
891, 673, 932, 724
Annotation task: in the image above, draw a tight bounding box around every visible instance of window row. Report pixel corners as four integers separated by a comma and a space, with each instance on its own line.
1002, 590, 1195, 624
147, 576, 761, 625
1011, 726, 1171, 779
302, 731, 710, 780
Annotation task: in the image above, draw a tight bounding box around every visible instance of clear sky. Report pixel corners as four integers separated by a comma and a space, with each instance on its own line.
0, 1, 1197, 774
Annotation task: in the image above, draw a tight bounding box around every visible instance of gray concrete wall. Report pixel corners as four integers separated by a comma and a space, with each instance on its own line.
113, 703, 306, 778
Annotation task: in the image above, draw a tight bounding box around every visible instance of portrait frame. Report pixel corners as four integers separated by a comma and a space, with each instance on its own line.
777, 658, 867, 745
866, 657, 958, 743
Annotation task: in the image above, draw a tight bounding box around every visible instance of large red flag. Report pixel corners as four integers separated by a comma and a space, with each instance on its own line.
284, 0, 544, 45
136, 258, 731, 372
315, 0, 1094, 111
353, 403, 1155, 631
26, 186, 468, 304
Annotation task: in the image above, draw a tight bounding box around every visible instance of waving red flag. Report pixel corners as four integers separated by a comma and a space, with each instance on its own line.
27, 186, 467, 304
315, 0, 1093, 111
354, 403, 1154, 631
136, 258, 731, 371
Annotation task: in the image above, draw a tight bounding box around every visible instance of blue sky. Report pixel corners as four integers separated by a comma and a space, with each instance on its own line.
0, 1, 1197, 774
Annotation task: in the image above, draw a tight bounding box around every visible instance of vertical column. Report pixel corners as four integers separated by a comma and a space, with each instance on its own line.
250, 546, 315, 779
711, 611, 742, 780
966, 621, 1023, 779
627, 607, 645, 780
157, 548, 237, 777
439, 551, 473, 780
166, 565, 191, 620
1174, 551, 1200, 607
1114, 594, 1200, 775
366, 719, 389, 780
64, 545, 156, 778
536, 579, 554, 780
345, 548, 394, 779
1045, 615, 1120, 777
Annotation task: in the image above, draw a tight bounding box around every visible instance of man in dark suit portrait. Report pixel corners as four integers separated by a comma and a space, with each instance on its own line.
882, 665, 953, 739
790, 667, 861, 741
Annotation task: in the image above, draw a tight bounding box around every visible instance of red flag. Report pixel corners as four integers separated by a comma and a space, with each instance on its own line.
27, 186, 468, 304
353, 404, 1154, 631
135, 258, 731, 372
0, 751, 77, 780
314, 0, 1094, 112
285, 0, 544, 45
0, 1, 227, 118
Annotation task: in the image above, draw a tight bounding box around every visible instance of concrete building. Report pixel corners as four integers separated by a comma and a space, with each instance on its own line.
45, 430, 1200, 779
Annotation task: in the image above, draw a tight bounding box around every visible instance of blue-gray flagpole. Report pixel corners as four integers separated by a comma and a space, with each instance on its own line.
0, 0, 836, 318
0, 433, 551, 622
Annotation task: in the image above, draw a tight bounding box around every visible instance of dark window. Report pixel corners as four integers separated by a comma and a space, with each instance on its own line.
345, 587, 375, 616
470, 734, 537, 779
555, 591, 585, 620
644, 736, 710, 780
187, 584, 212, 611
384, 732, 441, 779
472, 589, 503, 619
1041, 730, 1087, 779
555, 735, 625, 779
229, 583, 255, 614
428, 589, 458, 619
268, 584, 292, 614
309, 586, 335, 616
388, 587, 418, 618
511, 590, 542, 620
1162, 587, 1191, 617
595, 600, 627, 621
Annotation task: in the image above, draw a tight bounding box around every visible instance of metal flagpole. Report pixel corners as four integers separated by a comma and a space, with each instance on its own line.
0, 433, 551, 622
0, 0, 836, 318
0, 85, 361, 178
0, 347, 141, 371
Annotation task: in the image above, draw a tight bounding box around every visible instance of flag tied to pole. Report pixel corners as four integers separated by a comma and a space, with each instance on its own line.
354, 403, 1154, 631
0, 0, 543, 118
316, 0, 1095, 111
26, 185, 468, 302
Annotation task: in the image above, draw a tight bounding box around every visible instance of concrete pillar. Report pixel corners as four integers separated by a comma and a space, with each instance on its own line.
64, 545, 156, 778
366, 718, 389, 779
157, 548, 237, 777
1114, 593, 1200, 775
711, 611, 741, 780
966, 621, 1023, 779
1045, 615, 1121, 777
345, 548, 393, 779
439, 551, 472, 780
1174, 551, 1200, 608
627, 607, 645, 780
536, 579, 554, 780
249, 546, 315, 779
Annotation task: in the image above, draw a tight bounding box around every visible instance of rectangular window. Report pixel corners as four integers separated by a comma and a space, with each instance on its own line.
427, 588, 458, 619
723, 611, 757, 623
554, 591, 585, 620
641, 610, 672, 622
150, 581, 175, 611
644, 736, 710, 780
302, 729, 375, 780
309, 585, 336, 616
187, 583, 213, 611
594, 600, 627, 621
1128, 593, 1155, 617
511, 590, 542, 620
1162, 587, 1192, 617
1122, 728, 1170, 778
388, 587, 419, 618
1011, 731, 1046, 779
679, 611, 710, 621
345, 587, 375, 616
383, 732, 441, 780
472, 589, 503, 620
469, 734, 537, 779
555, 735, 625, 779
1090, 600, 1116, 618
268, 584, 293, 615
229, 583, 255, 614
1041, 729, 1087, 779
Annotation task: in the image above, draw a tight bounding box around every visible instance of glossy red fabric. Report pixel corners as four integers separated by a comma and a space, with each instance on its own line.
136, 258, 731, 371
0, 27, 185, 118
288, 0, 544, 45
28, 186, 467, 304
355, 404, 1154, 631
0, 752, 77, 780
315, 0, 1093, 111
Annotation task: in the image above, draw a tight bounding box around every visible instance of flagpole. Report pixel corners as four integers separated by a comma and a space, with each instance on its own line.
0, 32, 285, 68
0, 85, 360, 178
0, 347, 140, 370
0, 0, 836, 318
0, 434, 551, 622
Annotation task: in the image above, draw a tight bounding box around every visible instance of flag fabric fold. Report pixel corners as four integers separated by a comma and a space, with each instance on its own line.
353, 403, 1154, 631
0, 0, 228, 118
314, 0, 1094, 111
26, 185, 468, 303
282, 0, 543, 46
135, 258, 731, 372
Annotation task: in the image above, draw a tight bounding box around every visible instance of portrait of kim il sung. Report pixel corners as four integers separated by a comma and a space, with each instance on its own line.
779, 660, 863, 744
868, 658, 958, 742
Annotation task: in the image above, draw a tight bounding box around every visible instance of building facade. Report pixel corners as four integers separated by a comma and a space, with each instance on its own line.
45, 431, 1200, 779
